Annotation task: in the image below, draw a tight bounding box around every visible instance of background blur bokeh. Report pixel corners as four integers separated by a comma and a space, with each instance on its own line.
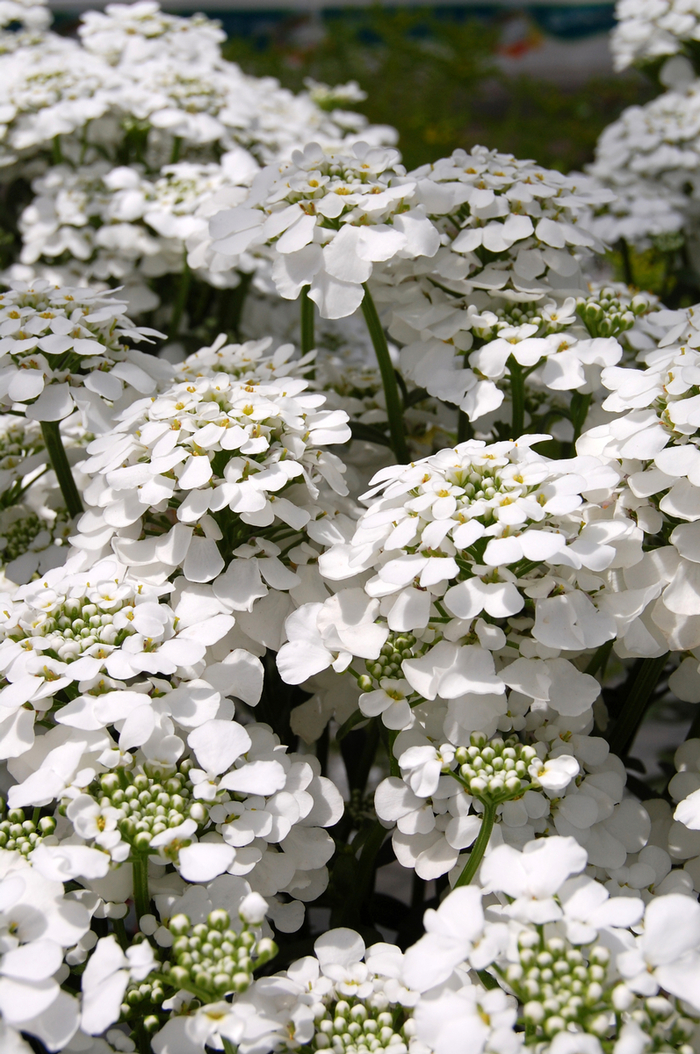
51, 1, 654, 174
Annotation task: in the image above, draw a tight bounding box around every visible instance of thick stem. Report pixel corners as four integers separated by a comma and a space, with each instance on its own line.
455, 799, 497, 887
221, 270, 253, 339
222, 1038, 237, 1054
508, 357, 525, 438
40, 420, 83, 519
132, 854, 151, 923
570, 391, 592, 446
300, 285, 315, 356
112, 916, 129, 951
361, 285, 409, 464
585, 639, 614, 678
354, 820, 387, 908
169, 262, 191, 340
617, 236, 634, 287
607, 653, 669, 758
457, 409, 473, 444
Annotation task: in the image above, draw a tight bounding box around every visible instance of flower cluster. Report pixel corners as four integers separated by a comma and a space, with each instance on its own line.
17, 152, 258, 301
207, 140, 439, 320
0, 279, 168, 427
0, 2, 699, 1054
611, 0, 700, 71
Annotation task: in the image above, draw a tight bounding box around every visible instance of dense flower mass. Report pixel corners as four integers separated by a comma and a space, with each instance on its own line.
0, 2, 700, 1053
0, 278, 168, 426
611, 0, 700, 71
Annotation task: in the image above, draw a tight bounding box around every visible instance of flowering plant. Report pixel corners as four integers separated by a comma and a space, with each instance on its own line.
1, 3, 700, 1054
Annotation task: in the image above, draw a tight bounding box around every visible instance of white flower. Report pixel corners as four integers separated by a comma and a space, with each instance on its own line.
413, 984, 520, 1054
277, 591, 389, 683
76, 370, 349, 593
81, 934, 155, 1035
611, 0, 700, 70
480, 836, 588, 922
208, 140, 440, 319
402, 885, 484, 991
0, 279, 167, 427
616, 894, 700, 1010
359, 678, 414, 730
0, 849, 91, 1050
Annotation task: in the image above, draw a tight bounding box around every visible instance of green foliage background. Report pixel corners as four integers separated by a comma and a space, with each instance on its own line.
223, 5, 653, 173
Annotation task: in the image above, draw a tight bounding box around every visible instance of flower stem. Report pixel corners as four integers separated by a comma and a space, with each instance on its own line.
132, 853, 151, 923
300, 285, 315, 356
570, 391, 592, 445
508, 357, 525, 438
222, 1039, 237, 1054
40, 420, 83, 519
361, 284, 409, 463
169, 260, 191, 340
607, 653, 669, 758
585, 639, 614, 678
457, 409, 473, 444
150, 972, 214, 1006
353, 820, 387, 911
455, 799, 497, 887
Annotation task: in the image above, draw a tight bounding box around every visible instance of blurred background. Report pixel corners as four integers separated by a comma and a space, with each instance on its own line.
47, 0, 652, 174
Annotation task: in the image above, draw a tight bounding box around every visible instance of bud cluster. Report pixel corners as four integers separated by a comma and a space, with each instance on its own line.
0, 503, 70, 566
90, 764, 209, 851
313, 997, 414, 1054
576, 285, 649, 339
0, 419, 45, 482
121, 971, 166, 1033
160, 908, 276, 999
0, 801, 56, 855
472, 300, 573, 342
454, 733, 538, 802
12, 589, 139, 663
622, 995, 696, 1054
505, 932, 611, 1039
364, 633, 417, 685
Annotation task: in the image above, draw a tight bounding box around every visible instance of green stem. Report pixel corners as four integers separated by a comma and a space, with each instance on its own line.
361, 285, 409, 463
40, 420, 83, 519
170, 136, 182, 164
224, 270, 253, 339
169, 262, 191, 340
508, 357, 525, 438
300, 285, 315, 356
354, 820, 387, 905
607, 653, 669, 758
222, 1039, 237, 1054
570, 391, 592, 445
457, 409, 473, 443
585, 639, 614, 678
112, 916, 129, 951
455, 799, 497, 887
617, 236, 634, 287
132, 853, 151, 923
457, 351, 474, 443
134, 1022, 151, 1054
150, 972, 214, 1006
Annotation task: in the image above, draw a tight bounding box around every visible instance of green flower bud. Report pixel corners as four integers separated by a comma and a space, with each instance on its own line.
169, 966, 190, 986
169, 914, 191, 937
